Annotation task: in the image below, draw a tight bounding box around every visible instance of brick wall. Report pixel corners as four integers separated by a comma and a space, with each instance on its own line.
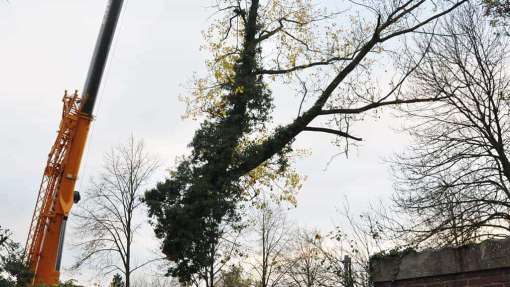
370, 239, 510, 287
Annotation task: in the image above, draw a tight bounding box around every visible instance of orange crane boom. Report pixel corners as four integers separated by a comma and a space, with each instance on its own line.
24, 1, 125, 285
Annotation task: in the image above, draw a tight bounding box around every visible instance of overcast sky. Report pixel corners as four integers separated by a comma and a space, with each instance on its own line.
0, 1, 410, 285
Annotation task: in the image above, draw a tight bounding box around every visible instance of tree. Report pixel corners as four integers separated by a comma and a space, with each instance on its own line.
0, 227, 32, 287
391, 3, 510, 247
483, 0, 510, 16
281, 229, 365, 287
187, 223, 245, 287
216, 265, 252, 287
281, 230, 328, 287
145, 0, 467, 281
58, 279, 84, 287
250, 202, 290, 287
110, 274, 125, 287
320, 203, 389, 287
130, 276, 180, 287
72, 137, 159, 287
0, 228, 8, 249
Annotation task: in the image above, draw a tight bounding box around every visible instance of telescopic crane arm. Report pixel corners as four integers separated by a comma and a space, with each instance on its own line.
24, 1, 125, 285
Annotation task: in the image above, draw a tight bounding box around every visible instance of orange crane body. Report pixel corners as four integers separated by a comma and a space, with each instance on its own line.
25, 1, 125, 285
25, 93, 92, 285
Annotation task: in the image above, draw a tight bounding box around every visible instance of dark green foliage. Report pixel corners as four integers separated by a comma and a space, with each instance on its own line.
482, 1, 510, 32
369, 247, 417, 262
0, 227, 33, 287
484, 0, 510, 16
0, 253, 32, 287
57, 279, 83, 287
145, 0, 468, 283
0, 229, 8, 248
144, 0, 276, 282
110, 274, 124, 287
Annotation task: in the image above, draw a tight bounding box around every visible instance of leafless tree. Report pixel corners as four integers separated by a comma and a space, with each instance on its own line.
322, 203, 391, 287
280, 229, 330, 287
215, 265, 253, 287
131, 275, 181, 287
248, 202, 291, 287
272, 201, 390, 287
72, 136, 159, 287
392, 2, 510, 247
244, 202, 384, 287
187, 223, 245, 287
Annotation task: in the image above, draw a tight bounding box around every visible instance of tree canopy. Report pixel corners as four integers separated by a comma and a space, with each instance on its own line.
145, 0, 468, 282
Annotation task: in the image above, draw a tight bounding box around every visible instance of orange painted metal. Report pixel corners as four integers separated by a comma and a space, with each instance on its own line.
25, 91, 92, 286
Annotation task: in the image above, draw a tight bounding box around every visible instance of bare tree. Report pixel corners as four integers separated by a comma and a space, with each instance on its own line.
130, 275, 181, 287
187, 223, 245, 287
72, 136, 159, 287
280, 229, 329, 287
216, 265, 253, 287
320, 202, 390, 287
249, 202, 291, 287
245, 202, 385, 287
392, 2, 510, 247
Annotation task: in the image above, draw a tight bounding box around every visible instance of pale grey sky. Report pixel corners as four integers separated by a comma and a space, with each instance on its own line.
0, 1, 409, 285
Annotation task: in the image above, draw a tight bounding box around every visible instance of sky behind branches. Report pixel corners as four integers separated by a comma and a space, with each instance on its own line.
0, 1, 409, 284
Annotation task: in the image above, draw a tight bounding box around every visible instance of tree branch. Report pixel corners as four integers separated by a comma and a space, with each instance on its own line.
255, 56, 354, 75
319, 96, 447, 115
303, 127, 362, 141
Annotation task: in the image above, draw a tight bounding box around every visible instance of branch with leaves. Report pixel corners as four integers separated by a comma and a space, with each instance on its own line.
145, 0, 467, 282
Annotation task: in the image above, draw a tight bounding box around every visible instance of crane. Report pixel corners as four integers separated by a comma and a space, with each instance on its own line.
24, 1, 125, 285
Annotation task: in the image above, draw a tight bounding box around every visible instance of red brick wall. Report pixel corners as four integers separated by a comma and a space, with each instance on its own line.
374, 268, 510, 287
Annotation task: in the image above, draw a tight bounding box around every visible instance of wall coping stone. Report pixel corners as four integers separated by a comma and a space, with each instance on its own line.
370, 238, 510, 282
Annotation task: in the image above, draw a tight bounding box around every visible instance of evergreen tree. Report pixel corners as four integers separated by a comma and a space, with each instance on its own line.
110, 274, 124, 287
